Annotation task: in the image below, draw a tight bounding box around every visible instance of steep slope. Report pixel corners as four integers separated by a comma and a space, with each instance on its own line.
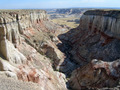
0, 10, 68, 90
58, 10, 120, 89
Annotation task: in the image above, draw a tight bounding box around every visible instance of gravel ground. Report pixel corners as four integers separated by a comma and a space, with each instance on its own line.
0, 75, 42, 90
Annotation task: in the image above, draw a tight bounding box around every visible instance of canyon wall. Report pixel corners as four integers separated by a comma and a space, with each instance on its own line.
81, 10, 120, 38
0, 10, 69, 90
1, 9, 120, 90
58, 10, 120, 89
60, 10, 120, 65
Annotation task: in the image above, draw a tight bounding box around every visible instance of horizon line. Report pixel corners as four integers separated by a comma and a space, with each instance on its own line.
0, 7, 120, 10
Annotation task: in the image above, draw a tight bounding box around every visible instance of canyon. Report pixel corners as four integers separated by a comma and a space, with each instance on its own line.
0, 9, 120, 90
47, 8, 88, 28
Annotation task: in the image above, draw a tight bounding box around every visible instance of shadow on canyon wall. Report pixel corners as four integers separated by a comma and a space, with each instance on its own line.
56, 24, 120, 89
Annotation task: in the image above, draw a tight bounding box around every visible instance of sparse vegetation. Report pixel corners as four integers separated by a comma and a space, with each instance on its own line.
51, 17, 79, 28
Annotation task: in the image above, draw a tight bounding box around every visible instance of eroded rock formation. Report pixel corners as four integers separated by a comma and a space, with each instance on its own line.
0, 10, 68, 90
58, 10, 120, 89
1, 9, 120, 90
69, 59, 120, 89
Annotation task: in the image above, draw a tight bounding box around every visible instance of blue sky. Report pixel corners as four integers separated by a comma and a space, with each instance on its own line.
0, 0, 120, 9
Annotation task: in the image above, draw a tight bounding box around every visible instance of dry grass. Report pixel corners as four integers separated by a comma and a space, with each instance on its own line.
51, 17, 79, 28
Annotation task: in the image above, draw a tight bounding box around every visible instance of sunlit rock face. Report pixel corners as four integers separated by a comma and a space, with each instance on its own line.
59, 10, 120, 66
0, 10, 68, 90
57, 10, 120, 89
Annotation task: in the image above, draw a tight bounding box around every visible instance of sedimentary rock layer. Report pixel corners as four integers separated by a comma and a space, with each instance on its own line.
59, 10, 120, 66
0, 10, 68, 90
58, 10, 120, 89
69, 59, 120, 89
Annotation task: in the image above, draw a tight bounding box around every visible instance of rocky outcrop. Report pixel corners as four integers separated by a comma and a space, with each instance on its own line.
0, 10, 68, 90
58, 10, 120, 89
81, 10, 120, 38
69, 59, 120, 89
59, 10, 120, 65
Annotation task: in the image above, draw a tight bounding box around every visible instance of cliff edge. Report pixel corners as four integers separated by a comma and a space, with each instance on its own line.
0, 10, 68, 90
58, 10, 120, 89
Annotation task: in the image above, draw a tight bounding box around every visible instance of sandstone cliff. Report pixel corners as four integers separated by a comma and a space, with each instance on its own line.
0, 10, 69, 90
58, 10, 120, 89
